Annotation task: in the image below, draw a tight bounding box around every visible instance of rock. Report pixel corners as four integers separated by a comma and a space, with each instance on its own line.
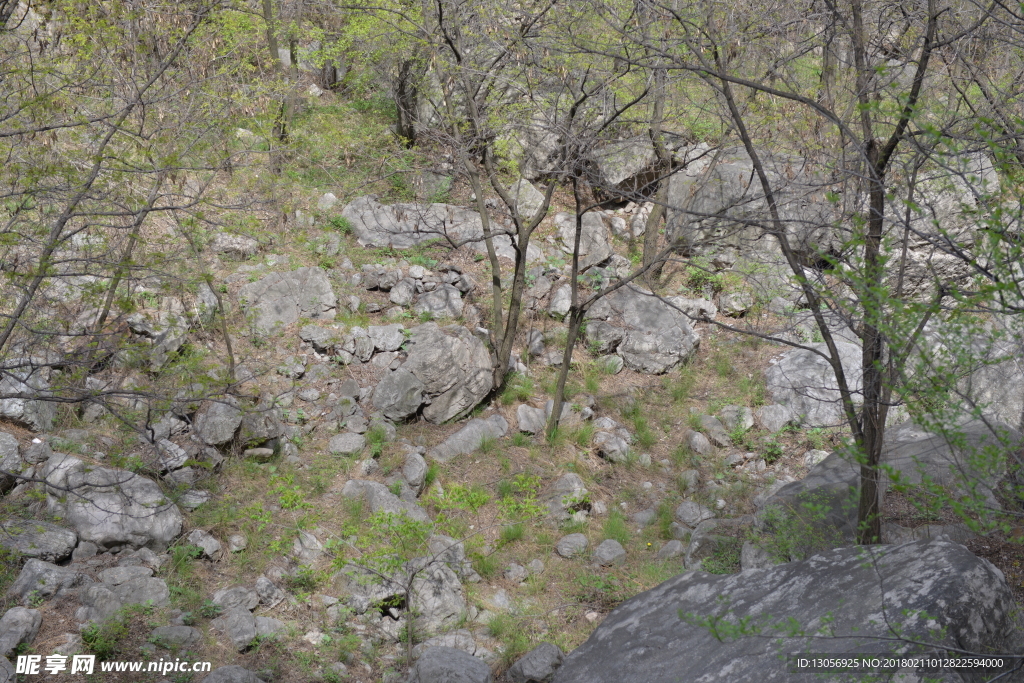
299, 324, 337, 352
510, 179, 546, 218
318, 192, 338, 211
112, 576, 170, 607
408, 646, 493, 683
239, 267, 337, 334
292, 530, 324, 563
412, 630, 478, 659
255, 576, 286, 608
504, 563, 529, 583
555, 534, 589, 558
803, 449, 829, 467
390, 277, 416, 305
584, 284, 699, 374
187, 530, 222, 561
427, 535, 479, 582
427, 415, 508, 462
739, 540, 775, 570
45, 459, 182, 551
597, 354, 624, 374
404, 452, 429, 490
686, 431, 712, 456
591, 138, 657, 199
97, 566, 152, 585
678, 470, 699, 492
719, 292, 753, 317
631, 507, 656, 527
72, 542, 98, 561
194, 397, 243, 446
656, 540, 685, 560
544, 474, 590, 523
255, 616, 287, 638
373, 324, 493, 424
369, 324, 406, 352
213, 586, 259, 612
669, 297, 717, 321
150, 625, 202, 650
342, 479, 431, 523
551, 540, 1019, 683
0, 607, 41, 658
0, 433, 20, 493
593, 431, 629, 463
200, 666, 266, 683
675, 502, 714, 527
211, 608, 257, 651
765, 342, 862, 428
228, 534, 247, 553
76, 584, 122, 623
7, 559, 88, 605
508, 642, 564, 683
517, 404, 547, 435
341, 196, 489, 251
547, 284, 572, 318
0, 519, 77, 562
329, 432, 366, 456
592, 539, 626, 566
0, 657, 13, 683
754, 404, 796, 433
698, 415, 731, 448
555, 212, 613, 271
413, 284, 464, 319
210, 233, 259, 258
717, 406, 754, 433
0, 360, 55, 432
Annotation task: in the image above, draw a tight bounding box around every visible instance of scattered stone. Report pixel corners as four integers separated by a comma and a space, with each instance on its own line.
765, 342, 862, 427
408, 646, 493, 683
656, 540, 685, 560
255, 576, 286, 608
213, 586, 259, 612
97, 566, 153, 585
413, 284, 464, 319
0, 519, 77, 563
754, 404, 797, 433
7, 559, 88, 605
555, 534, 589, 558
504, 563, 528, 583
404, 452, 428, 490
592, 539, 626, 567
150, 625, 202, 651
803, 449, 829, 467
211, 609, 257, 651
517, 404, 547, 435
508, 642, 564, 683
594, 431, 629, 463
0, 607, 41, 658
528, 559, 545, 575
686, 431, 712, 456
427, 415, 508, 462
718, 405, 754, 432
244, 447, 275, 462
210, 233, 259, 258
548, 284, 572, 318
194, 398, 243, 446
675, 502, 715, 527
187, 530, 222, 561
329, 432, 366, 456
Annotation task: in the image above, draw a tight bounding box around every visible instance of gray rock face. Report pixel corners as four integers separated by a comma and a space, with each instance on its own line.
45, 458, 182, 551
329, 432, 366, 456
547, 284, 572, 319
591, 138, 657, 199
408, 646, 493, 683
413, 284, 464, 319
76, 584, 121, 623
150, 625, 201, 650
97, 566, 152, 585
552, 540, 1020, 683
7, 559, 88, 605
341, 479, 431, 522
201, 666, 266, 683
0, 433, 19, 493
585, 284, 698, 374
412, 630, 478, 659
0, 657, 13, 683
188, 529, 222, 560
686, 431, 712, 456
656, 540, 685, 560
299, 324, 337, 352
213, 586, 259, 612
593, 431, 629, 463
718, 405, 754, 432
369, 324, 406, 352
592, 539, 626, 567
239, 267, 336, 334
0, 519, 77, 562
404, 452, 429, 489
373, 324, 493, 424
555, 212, 612, 271
755, 404, 796, 433
112, 576, 170, 607
698, 415, 731, 448
427, 415, 508, 462
555, 534, 589, 558
341, 196, 488, 250
211, 608, 257, 651
509, 642, 565, 683
255, 576, 286, 608
0, 607, 41, 658
510, 179, 546, 218
674, 502, 714, 527
194, 398, 243, 446
517, 404, 547, 435
765, 342, 862, 428
210, 233, 259, 258
0, 360, 55, 432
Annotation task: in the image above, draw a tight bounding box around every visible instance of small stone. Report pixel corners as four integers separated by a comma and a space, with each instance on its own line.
555, 533, 589, 558
675, 501, 715, 526
504, 563, 528, 582
187, 529, 222, 561
803, 449, 830, 467
329, 432, 366, 456
244, 447, 275, 462
527, 559, 544, 575
592, 539, 626, 566
657, 540, 685, 559
228, 534, 247, 553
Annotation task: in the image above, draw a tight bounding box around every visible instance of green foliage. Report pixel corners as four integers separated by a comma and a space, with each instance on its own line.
430, 483, 491, 514
82, 613, 131, 660
328, 216, 353, 234
422, 463, 439, 491
283, 566, 323, 595
699, 538, 742, 574
761, 440, 784, 464
510, 432, 531, 447
488, 613, 533, 668
574, 574, 627, 609
496, 473, 546, 522
501, 372, 534, 406
684, 258, 725, 294
366, 424, 389, 458
603, 509, 630, 544
499, 522, 525, 546
755, 496, 849, 563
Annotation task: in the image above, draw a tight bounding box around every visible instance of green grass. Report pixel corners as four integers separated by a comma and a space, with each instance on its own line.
499, 522, 525, 546
603, 509, 630, 544
488, 613, 533, 668
500, 372, 535, 406
700, 538, 742, 574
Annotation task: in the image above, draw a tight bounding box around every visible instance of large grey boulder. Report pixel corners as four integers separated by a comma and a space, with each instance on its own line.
762, 418, 1024, 546
553, 540, 1020, 683
509, 642, 564, 683
665, 147, 834, 260
517, 404, 547, 435
426, 415, 508, 462
0, 360, 55, 432
555, 212, 612, 272
201, 666, 266, 683
413, 284, 464, 320
328, 432, 366, 456
0, 607, 42, 657
0, 519, 77, 562
212, 586, 259, 612
590, 138, 658, 199
239, 267, 336, 334
408, 646, 492, 683
7, 559, 89, 605
373, 324, 493, 424
112, 576, 170, 607
585, 284, 699, 374
211, 608, 257, 651
193, 397, 243, 446
765, 341, 862, 427
510, 179, 546, 218
44, 457, 182, 551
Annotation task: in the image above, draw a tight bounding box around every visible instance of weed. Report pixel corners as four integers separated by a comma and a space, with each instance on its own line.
488, 613, 532, 668
366, 424, 388, 458
82, 613, 130, 659
603, 509, 630, 544
198, 600, 222, 619
328, 216, 352, 234
713, 352, 734, 378
762, 440, 784, 464
500, 373, 534, 406
430, 483, 491, 513
471, 551, 500, 579
511, 432, 531, 448
632, 414, 657, 449
574, 573, 626, 609
700, 538, 743, 574
284, 566, 323, 595
655, 500, 675, 540
478, 435, 499, 455
572, 422, 595, 448
422, 463, 439, 491
499, 522, 525, 546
